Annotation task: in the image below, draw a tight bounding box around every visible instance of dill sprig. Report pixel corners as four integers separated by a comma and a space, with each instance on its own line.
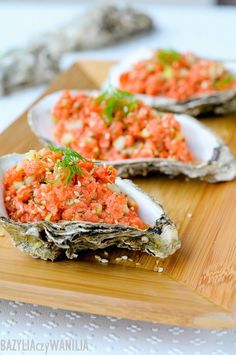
97, 86, 137, 125
157, 49, 182, 65
49, 145, 86, 184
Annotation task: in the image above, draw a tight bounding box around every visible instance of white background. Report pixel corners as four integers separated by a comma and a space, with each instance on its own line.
0, 2, 236, 354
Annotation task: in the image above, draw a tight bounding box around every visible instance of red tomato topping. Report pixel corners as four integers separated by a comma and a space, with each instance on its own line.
52, 90, 193, 163
119, 50, 236, 101
4, 148, 146, 229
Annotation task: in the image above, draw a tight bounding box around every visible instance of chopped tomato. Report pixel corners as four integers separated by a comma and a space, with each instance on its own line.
52, 90, 193, 163
4, 148, 146, 229
119, 50, 236, 101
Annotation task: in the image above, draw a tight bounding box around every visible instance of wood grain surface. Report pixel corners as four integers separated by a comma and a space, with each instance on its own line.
0, 61, 236, 328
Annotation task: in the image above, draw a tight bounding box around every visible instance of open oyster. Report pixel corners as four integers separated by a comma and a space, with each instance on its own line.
0, 151, 180, 261
28, 90, 236, 182
106, 49, 236, 116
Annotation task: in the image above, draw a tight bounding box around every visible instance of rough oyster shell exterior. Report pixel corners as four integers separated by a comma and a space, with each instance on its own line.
0, 6, 153, 95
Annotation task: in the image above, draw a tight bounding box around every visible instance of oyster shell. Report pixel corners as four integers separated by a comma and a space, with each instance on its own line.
28, 90, 236, 182
106, 49, 236, 116
0, 153, 179, 261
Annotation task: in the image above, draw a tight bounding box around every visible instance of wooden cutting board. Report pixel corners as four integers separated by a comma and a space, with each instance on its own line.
1, 61, 236, 329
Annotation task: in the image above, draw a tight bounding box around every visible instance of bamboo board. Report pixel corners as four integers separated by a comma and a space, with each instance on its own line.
1, 61, 236, 329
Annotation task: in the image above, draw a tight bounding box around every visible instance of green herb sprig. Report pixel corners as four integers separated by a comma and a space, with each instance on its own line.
49, 145, 86, 184
97, 86, 137, 125
214, 74, 234, 90
157, 49, 182, 65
